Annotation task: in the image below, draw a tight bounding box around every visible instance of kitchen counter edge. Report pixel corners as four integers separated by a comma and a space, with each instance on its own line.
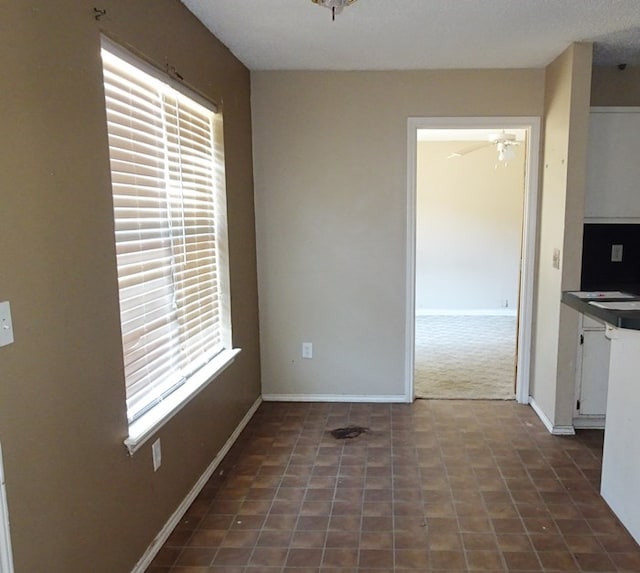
562, 291, 640, 330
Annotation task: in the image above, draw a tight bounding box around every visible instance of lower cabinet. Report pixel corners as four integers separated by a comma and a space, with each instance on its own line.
574, 314, 609, 428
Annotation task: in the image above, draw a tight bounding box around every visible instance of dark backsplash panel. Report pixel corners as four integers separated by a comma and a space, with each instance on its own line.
581, 224, 640, 291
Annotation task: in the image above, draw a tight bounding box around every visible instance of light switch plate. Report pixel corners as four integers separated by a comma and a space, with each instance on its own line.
0, 302, 14, 347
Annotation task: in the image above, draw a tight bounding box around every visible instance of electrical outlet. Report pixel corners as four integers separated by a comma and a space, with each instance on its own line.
0, 301, 14, 347
152, 439, 162, 472
611, 244, 623, 262
552, 248, 561, 270
302, 342, 313, 359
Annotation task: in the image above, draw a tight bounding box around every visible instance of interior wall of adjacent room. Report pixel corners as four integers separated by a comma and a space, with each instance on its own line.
252, 69, 545, 399
415, 140, 525, 313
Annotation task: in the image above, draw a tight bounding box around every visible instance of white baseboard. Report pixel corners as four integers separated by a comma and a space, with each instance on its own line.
416, 309, 517, 317
529, 397, 575, 435
262, 394, 408, 403
573, 415, 606, 429
0, 442, 14, 573
130, 396, 263, 573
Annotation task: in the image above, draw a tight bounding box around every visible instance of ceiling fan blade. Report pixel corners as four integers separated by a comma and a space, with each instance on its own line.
447, 142, 490, 158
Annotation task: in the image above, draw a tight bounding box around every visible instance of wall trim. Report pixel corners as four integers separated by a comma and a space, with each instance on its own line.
262, 394, 407, 403
590, 106, 640, 113
130, 396, 263, 573
584, 217, 640, 224
573, 415, 606, 429
529, 397, 576, 435
406, 116, 541, 406
0, 442, 14, 573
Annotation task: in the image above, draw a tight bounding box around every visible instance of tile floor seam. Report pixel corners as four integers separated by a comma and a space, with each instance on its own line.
147, 401, 640, 573
503, 436, 548, 573
244, 409, 304, 570
390, 403, 397, 572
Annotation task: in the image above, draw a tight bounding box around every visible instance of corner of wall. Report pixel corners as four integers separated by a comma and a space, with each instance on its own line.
531, 42, 593, 432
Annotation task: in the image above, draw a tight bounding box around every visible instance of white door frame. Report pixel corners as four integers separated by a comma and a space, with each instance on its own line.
405, 116, 541, 404
0, 442, 14, 573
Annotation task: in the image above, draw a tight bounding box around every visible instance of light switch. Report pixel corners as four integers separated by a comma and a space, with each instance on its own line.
302, 342, 313, 359
0, 301, 14, 347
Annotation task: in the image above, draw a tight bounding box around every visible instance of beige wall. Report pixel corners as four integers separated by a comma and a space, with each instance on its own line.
252, 69, 545, 399
416, 141, 525, 312
0, 2, 260, 571
591, 66, 640, 106
530, 44, 593, 429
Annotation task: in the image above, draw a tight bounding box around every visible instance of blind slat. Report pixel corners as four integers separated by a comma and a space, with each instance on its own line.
102, 41, 230, 424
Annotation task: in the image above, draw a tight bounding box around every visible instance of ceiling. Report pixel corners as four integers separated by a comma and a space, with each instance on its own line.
417, 129, 526, 143
181, 0, 640, 71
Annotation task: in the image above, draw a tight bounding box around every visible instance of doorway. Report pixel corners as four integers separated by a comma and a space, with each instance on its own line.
405, 117, 541, 404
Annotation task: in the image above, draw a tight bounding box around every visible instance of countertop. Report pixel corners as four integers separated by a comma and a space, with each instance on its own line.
562, 290, 640, 330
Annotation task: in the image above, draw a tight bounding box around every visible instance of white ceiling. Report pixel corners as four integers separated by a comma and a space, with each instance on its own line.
181, 0, 640, 71
417, 129, 526, 142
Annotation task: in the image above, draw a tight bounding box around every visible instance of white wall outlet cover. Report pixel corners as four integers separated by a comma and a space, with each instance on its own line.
151, 439, 162, 472
0, 302, 14, 347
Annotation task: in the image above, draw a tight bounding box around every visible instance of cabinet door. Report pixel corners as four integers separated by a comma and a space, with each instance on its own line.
578, 329, 610, 416
585, 110, 640, 219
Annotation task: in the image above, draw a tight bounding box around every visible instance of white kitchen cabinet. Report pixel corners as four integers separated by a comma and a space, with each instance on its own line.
573, 314, 609, 428
585, 107, 640, 220
600, 325, 640, 545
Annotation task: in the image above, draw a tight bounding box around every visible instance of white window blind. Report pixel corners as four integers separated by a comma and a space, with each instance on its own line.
101, 41, 232, 427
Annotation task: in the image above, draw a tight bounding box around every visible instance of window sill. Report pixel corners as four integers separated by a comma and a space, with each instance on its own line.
124, 348, 241, 455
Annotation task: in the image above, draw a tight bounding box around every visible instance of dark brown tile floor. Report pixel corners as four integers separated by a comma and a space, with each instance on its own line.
147, 400, 640, 572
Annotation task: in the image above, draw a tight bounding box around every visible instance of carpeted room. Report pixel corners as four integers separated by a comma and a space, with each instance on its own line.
413, 136, 525, 401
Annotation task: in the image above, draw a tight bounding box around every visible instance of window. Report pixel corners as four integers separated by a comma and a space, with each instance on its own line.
101, 39, 238, 452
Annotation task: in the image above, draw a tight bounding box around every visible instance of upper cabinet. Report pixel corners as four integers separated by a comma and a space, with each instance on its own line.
585, 107, 640, 220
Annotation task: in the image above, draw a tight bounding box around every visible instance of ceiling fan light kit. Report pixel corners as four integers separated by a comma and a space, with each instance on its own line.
448, 131, 520, 163
311, 0, 358, 20
497, 141, 516, 162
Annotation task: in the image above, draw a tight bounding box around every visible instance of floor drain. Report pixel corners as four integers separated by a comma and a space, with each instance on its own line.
330, 426, 370, 440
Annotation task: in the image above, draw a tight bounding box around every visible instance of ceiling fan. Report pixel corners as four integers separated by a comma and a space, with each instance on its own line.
311, 0, 358, 20
448, 131, 520, 162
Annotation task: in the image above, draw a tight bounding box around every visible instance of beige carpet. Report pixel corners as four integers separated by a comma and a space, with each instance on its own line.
414, 315, 516, 400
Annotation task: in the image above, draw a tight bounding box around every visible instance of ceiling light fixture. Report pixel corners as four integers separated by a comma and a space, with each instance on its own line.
497, 141, 516, 162
311, 0, 358, 21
